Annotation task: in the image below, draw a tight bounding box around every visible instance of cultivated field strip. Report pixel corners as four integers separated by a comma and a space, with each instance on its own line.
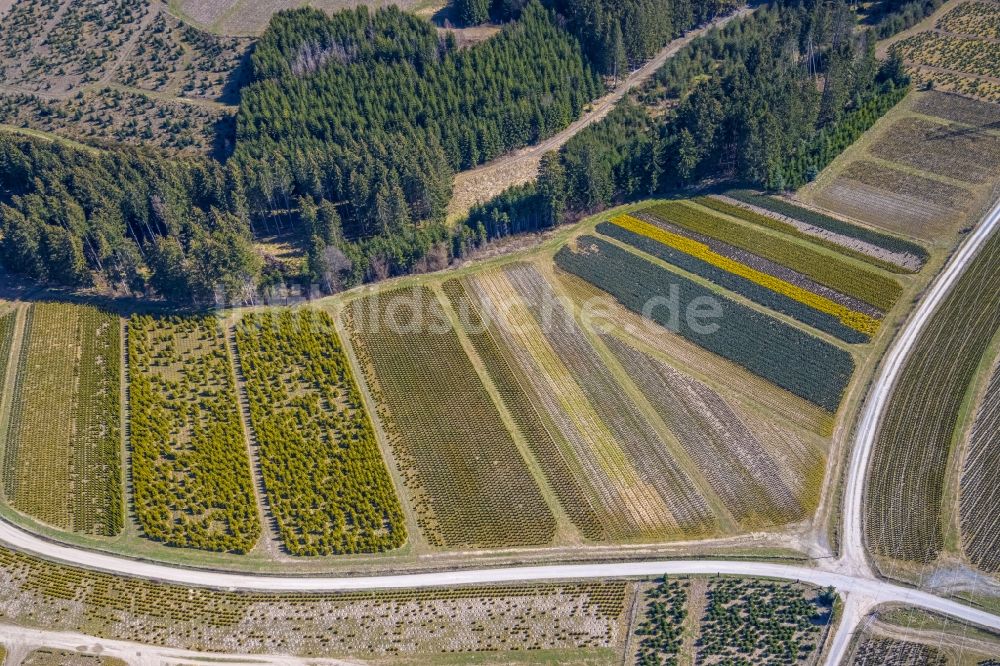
467, 267, 708, 540
555, 271, 836, 436
0, 309, 14, 398
599, 215, 878, 342
937, 1, 1000, 40
816, 161, 969, 238
850, 635, 948, 665
3, 303, 122, 535
0, 543, 627, 657
128, 315, 260, 553
869, 117, 1000, 185
234, 310, 405, 556
722, 190, 929, 266
602, 335, 807, 529
892, 32, 1000, 82
959, 356, 1000, 572
346, 286, 555, 549
911, 90, 1000, 127
645, 201, 902, 311
441, 279, 606, 542
505, 263, 716, 533
555, 236, 855, 412
865, 229, 1000, 564
701, 196, 916, 274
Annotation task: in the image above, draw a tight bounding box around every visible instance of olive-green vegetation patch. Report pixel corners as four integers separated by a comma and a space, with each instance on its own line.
3, 303, 122, 536
346, 286, 555, 549
128, 314, 260, 553
235, 309, 405, 556
865, 230, 1000, 564
0, 309, 14, 399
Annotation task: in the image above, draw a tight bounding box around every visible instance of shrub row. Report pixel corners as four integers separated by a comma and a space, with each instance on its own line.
347, 286, 556, 549
698, 196, 920, 274
723, 190, 929, 262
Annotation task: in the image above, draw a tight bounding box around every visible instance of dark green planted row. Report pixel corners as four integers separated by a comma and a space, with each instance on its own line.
725, 189, 929, 262
597, 221, 869, 344
555, 237, 855, 412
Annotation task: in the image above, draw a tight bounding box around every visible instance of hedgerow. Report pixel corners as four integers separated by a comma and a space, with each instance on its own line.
646, 202, 902, 312
234, 310, 406, 556
129, 314, 260, 553
555, 237, 855, 412
346, 286, 556, 549
723, 190, 929, 262
866, 230, 1000, 563
599, 217, 875, 343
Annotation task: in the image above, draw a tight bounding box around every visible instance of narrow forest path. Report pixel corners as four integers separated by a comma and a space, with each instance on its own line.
446, 6, 754, 222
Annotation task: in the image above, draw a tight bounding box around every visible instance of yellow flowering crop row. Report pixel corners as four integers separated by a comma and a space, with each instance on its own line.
612, 215, 880, 336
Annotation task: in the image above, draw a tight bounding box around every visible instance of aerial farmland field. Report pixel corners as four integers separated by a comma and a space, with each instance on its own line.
882, 0, 1000, 103
234, 309, 405, 556
865, 229, 1000, 566
800, 90, 1000, 242
345, 285, 557, 550
959, 348, 1000, 572
128, 314, 260, 553
2, 303, 122, 536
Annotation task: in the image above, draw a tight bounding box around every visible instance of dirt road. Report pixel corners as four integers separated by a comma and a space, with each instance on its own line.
446, 7, 754, 221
